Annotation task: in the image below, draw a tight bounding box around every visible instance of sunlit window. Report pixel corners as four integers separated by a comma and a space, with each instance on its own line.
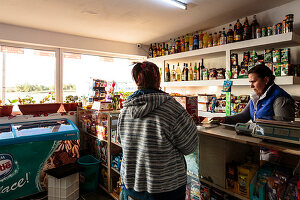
0, 46, 56, 109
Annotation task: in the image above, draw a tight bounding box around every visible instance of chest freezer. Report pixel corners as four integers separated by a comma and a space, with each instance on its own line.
0, 118, 80, 200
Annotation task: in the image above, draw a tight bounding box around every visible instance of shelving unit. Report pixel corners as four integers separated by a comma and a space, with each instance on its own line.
77, 108, 121, 200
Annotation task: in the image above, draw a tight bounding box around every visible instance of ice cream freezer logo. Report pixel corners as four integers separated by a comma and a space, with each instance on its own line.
0, 154, 14, 180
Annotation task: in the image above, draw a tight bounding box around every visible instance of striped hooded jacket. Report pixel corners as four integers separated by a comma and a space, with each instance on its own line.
117, 92, 198, 194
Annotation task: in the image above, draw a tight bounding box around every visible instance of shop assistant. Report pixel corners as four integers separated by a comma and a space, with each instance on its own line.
212, 64, 295, 124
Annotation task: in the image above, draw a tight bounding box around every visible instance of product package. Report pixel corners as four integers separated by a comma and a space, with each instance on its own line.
281, 63, 294, 76
231, 65, 239, 79
272, 49, 281, 63
281, 48, 290, 63
273, 63, 282, 76
230, 53, 238, 66
264, 49, 273, 63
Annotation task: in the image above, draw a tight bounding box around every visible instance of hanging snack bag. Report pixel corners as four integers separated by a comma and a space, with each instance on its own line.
222, 80, 232, 92
281, 48, 290, 63
273, 63, 281, 76
231, 65, 239, 79
230, 53, 238, 66
272, 49, 281, 63
264, 49, 273, 63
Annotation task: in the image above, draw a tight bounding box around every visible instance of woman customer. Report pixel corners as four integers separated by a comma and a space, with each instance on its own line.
117, 61, 198, 200
212, 64, 295, 124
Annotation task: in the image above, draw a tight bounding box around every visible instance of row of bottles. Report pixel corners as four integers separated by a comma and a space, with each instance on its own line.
149, 14, 294, 58
165, 59, 205, 82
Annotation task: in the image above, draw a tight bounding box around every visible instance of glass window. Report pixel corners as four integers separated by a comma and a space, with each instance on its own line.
0, 46, 56, 109
63, 52, 138, 101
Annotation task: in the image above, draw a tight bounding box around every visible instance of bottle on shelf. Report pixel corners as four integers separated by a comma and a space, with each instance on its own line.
181, 64, 186, 81
243, 17, 251, 40
180, 36, 185, 52
213, 32, 218, 46
193, 62, 198, 81
251, 15, 260, 39
217, 31, 222, 46
165, 43, 169, 55
199, 31, 204, 49
157, 43, 161, 57
203, 32, 209, 48
200, 58, 205, 80
185, 34, 189, 52
193, 32, 199, 50
185, 63, 189, 81
220, 28, 227, 45
165, 64, 170, 82
198, 62, 202, 80
171, 65, 176, 81
148, 43, 153, 58
234, 19, 243, 42
208, 33, 213, 47
189, 34, 194, 51
161, 43, 165, 56
175, 37, 180, 53
188, 63, 193, 81
171, 38, 176, 54
227, 24, 234, 43
175, 63, 181, 81
153, 43, 157, 57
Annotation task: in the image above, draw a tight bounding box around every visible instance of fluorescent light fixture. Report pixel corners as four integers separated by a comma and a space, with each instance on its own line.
163, 0, 187, 10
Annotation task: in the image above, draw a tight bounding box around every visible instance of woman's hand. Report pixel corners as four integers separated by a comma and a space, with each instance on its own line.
210, 117, 225, 123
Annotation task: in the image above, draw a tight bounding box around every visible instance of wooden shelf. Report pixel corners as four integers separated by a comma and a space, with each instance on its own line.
199, 178, 249, 200
80, 128, 108, 142
197, 125, 300, 156
111, 167, 120, 175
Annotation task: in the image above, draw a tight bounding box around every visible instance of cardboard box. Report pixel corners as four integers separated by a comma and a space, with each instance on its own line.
174, 96, 198, 117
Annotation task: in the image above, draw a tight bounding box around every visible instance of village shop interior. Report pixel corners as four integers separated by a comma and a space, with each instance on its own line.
0, 0, 300, 200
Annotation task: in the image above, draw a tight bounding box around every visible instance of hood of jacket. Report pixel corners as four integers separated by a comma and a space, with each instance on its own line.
123, 93, 172, 119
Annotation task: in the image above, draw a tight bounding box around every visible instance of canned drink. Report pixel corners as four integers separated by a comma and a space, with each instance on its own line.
267, 27, 272, 36
286, 21, 293, 33
276, 23, 282, 35
256, 28, 261, 38
273, 25, 277, 35
282, 20, 286, 34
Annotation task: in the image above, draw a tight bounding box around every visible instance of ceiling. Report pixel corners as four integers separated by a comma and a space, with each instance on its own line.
0, 0, 295, 45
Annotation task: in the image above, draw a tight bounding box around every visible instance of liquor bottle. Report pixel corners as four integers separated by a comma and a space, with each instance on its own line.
148, 43, 153, 58
251, 15, 259, 39
175, 63, 181, 81
180, 36, 185, 52
189, 34, 194, 51
203, 32, 209, 48
243, 17, 251, 40
171, 65, 176, 81
193, 63, 198, 80
157, 43, 161, 57
217, 31, 222, 46
181, 64, 186, 81
234, 19, 243, 42
165, 44, 169, 55
213, 32, 218, 46
193, 32, 199, 50
185, 63, 189, 81
188, 63, 193, 81
200, 59, 205, 80
161, 43, 165, 56
175, 37, 180, 53
153, 43, 157, 58
208, 33, 213, 47
165, 64, 170, 82
171, 39, 176, 54
199, 31, 204, 49
185, 34, 189, 52
220, 28, 226, 45
227, 24, 234, 43
198, 62, 202, 80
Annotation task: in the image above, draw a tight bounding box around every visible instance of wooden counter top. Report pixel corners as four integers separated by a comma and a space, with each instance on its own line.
197, 125, 300, 156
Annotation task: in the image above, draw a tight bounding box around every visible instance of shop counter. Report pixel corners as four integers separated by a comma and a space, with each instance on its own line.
0, 119, 80, 200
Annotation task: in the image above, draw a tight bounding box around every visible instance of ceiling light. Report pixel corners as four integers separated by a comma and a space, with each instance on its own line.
163, 0, 187, 10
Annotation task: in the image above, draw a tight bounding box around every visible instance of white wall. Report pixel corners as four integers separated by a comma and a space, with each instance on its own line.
0, 23, 147, 58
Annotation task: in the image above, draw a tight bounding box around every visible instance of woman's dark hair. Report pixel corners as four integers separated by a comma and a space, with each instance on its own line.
248, 64, 275, 86
131, 61, 160, 89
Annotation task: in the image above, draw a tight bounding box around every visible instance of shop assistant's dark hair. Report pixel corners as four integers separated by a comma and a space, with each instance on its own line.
248, 64, 275, 87
131, 61, 160, 89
